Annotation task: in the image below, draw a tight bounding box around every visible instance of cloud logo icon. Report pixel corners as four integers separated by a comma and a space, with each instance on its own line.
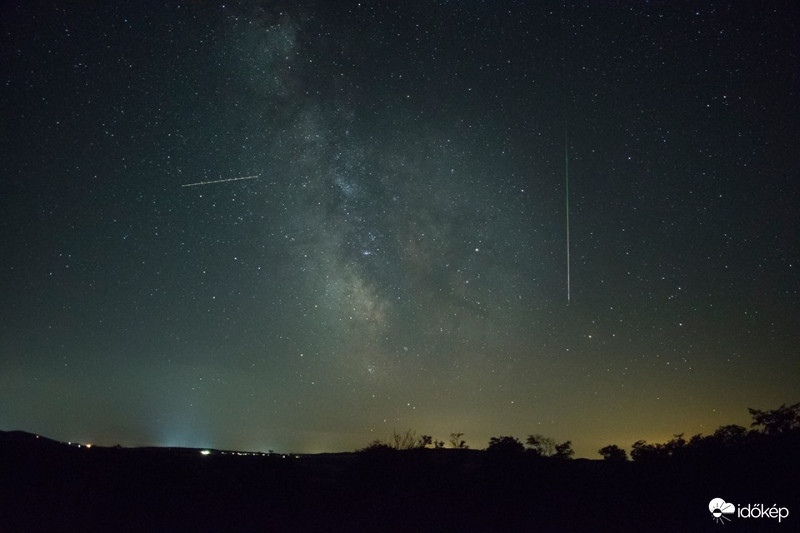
709, 498, 735, 524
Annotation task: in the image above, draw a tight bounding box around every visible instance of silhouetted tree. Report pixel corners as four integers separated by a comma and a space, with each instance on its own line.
418, 435, 433, 448
711, 424, 748, 444
598, 444, 627, 462
391, 429, 420, 450
449, 432, 468, 449
553, 440, 574, 459
434, 439, 445, 449
748, 402, 800, 435
525, 434, 556, 456
663, 433, 687, 457
630, 434, 691, 461
524, 434, 573, 458
688, 433, 705, 447
487, 436, 524, 455
630, 440, 662, 462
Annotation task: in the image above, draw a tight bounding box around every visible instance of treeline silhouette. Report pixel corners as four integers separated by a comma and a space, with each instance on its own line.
361, 402, 800, 464
1, 403, 797, 532
351, 403, 799, 531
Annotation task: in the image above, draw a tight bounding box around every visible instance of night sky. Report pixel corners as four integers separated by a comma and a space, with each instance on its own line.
1, 2, 797, 458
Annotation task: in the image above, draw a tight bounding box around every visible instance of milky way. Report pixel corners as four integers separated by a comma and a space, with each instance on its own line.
1, 2, 797, 456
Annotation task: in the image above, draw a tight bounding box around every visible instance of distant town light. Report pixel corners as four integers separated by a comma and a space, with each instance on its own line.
200, 449, 211, 456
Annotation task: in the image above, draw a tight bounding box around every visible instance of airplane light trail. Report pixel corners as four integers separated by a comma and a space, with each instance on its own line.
181, 175, 260, 188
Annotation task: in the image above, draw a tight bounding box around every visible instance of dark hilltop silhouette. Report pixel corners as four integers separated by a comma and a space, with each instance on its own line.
1, 403, 798, 532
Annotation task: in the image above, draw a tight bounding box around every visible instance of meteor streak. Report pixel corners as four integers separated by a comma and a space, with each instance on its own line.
565, 127, 570, 304
181, 175, 260, 187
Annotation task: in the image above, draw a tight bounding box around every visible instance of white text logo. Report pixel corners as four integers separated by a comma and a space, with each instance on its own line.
709, 497, 790, 524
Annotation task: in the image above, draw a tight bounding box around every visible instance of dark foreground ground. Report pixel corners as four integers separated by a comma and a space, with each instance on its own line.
1, 430, 797, 532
